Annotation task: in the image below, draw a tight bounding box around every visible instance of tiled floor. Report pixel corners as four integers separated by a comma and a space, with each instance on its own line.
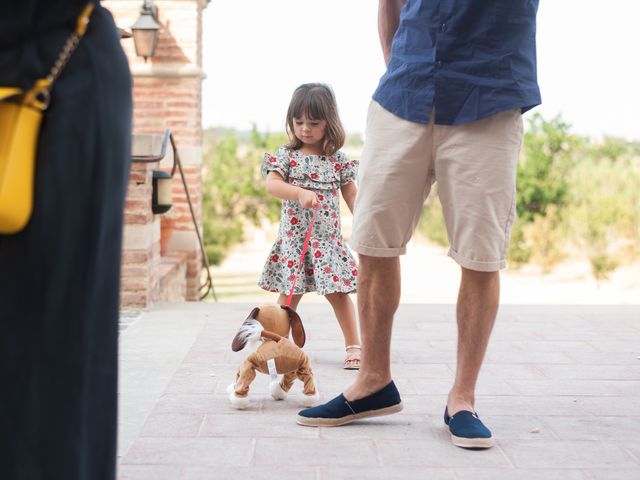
117, 302, 640, 479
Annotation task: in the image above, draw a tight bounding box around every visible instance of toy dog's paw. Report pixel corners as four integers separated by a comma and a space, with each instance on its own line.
300, 390, 320, 407
227, 383, 250, 410
269, 380, 287, 401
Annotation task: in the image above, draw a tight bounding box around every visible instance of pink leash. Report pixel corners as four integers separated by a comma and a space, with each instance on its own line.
285, 203, 319, 307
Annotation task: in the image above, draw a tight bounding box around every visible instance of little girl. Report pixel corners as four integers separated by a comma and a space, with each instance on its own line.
258, 83, 361, 369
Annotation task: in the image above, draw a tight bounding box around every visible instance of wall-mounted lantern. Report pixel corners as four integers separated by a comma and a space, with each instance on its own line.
152, 170, 173, 214
131, 0, 161, 62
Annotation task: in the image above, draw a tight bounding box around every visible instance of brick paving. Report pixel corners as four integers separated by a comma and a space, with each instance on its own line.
117, 302, 640, 479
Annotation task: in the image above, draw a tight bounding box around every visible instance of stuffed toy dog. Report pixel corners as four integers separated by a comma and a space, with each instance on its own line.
227, 304, 319, 409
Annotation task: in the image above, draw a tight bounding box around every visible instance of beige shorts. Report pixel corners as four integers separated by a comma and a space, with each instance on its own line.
350, 100, 523, 272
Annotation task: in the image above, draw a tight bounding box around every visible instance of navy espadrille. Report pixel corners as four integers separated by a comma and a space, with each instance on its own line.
296, 381, 403, 427
444, 407, 494, 449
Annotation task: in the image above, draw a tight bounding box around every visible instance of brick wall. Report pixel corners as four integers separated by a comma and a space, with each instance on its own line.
105, 0, 208, 308
120, 160, 160, 307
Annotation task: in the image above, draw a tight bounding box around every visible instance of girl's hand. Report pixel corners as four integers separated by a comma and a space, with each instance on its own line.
297, 188, 318, 208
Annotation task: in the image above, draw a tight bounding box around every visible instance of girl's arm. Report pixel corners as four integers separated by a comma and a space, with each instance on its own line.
265, 171, 318, 208
340, 181, 357, 214
378, 0, 404, 65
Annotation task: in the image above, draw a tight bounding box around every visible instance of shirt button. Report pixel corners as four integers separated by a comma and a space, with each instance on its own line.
441, 23, 447, 32
435, 60, 442, 68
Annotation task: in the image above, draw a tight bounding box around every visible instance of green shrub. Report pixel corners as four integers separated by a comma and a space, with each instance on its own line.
565, 153, 640, 279
201, 127, 286, 265
508, 221, 532, 265
415, 113, 639, 279
516, 113, 576, 223
509, 114, 579, 268
203, 119, 640, 282
522, 205, 567, 273
589, 254, 619, 282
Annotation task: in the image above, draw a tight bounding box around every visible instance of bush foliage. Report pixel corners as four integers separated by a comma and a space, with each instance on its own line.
418, 113, 640, 278
202, 126, 284, 265
202, 116, 640, 280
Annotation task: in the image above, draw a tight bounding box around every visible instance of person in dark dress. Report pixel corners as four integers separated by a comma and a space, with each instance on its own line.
0, 2, 131, 478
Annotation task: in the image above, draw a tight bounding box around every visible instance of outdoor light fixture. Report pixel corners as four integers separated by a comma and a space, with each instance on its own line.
152, 170, 173, 214
131, 0, 161, 61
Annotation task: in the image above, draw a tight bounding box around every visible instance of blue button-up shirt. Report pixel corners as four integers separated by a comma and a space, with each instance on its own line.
373, 0, 541, 125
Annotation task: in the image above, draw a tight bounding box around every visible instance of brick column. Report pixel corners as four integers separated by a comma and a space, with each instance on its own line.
121, 153, 160, 308
106, 0, 208, 307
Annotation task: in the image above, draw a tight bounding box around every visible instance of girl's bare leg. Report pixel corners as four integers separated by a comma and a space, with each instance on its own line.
326, 292, 360, 367
277, 293, 303, 310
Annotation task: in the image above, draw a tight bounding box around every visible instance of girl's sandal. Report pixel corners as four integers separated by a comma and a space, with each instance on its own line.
344, 345, 361, 370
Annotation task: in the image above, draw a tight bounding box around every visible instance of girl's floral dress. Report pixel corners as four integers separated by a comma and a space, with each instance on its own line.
259, 147, 359, 295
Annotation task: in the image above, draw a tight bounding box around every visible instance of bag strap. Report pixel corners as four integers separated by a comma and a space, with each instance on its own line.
23, 3, 95, 111
285, 203, 319, 307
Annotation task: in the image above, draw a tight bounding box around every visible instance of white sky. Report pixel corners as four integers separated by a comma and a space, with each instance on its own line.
202, 0, 640, 140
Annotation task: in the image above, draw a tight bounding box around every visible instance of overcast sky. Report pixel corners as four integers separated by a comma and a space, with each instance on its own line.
202, 0, 640, 140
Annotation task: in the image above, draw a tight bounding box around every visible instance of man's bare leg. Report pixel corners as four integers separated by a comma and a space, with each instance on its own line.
344, 255, 400, 401
447, 267, 500, 415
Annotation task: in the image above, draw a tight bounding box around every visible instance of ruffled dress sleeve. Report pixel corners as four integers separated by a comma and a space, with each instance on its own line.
262, 147, 291, 180
337, 151, 358, 186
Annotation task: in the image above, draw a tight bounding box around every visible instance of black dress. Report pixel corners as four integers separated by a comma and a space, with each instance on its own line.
0, 2, 131, 479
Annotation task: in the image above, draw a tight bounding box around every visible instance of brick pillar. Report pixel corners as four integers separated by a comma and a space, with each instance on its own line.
106, 0, 208, 307
121, 154, 160, 308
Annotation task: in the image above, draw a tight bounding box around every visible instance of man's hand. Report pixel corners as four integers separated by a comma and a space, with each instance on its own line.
297, 188, 318, 208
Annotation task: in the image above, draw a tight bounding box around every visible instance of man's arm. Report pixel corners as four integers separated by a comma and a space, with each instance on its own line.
378, 0, 404, 66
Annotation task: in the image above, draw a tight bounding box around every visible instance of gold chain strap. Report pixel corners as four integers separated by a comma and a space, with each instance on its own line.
47, 4, 94, 85
24, 3, 94, 110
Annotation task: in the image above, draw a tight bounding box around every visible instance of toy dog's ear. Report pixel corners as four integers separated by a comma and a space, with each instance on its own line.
281, 305, 306, 347
232, 308, 261, 351
247, 306, 260, 320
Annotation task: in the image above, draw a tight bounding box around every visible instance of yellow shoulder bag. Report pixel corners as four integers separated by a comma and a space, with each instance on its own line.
0, 4, 94, 234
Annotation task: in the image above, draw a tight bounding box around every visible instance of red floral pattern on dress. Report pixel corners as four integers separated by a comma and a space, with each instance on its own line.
259, 147, 359, 295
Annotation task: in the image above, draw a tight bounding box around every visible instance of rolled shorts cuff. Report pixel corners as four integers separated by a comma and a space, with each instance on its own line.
352, 243, 407, 258
448, 248, 505, 272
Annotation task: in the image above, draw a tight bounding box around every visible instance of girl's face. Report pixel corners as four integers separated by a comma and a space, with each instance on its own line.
293, 115, 327, 152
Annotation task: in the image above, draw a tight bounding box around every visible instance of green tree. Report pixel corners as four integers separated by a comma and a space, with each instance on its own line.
201, 127, 285, 265
508, 114, 580, 266
516, 113, 576, 223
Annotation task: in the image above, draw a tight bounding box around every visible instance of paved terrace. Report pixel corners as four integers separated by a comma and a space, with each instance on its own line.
117, 302, 640, 480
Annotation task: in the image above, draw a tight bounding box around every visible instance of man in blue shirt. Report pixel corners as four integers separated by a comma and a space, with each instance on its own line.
297, 0, 541, 449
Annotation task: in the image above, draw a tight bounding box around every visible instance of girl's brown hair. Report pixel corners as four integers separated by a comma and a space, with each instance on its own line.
285, 83, 345, 155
